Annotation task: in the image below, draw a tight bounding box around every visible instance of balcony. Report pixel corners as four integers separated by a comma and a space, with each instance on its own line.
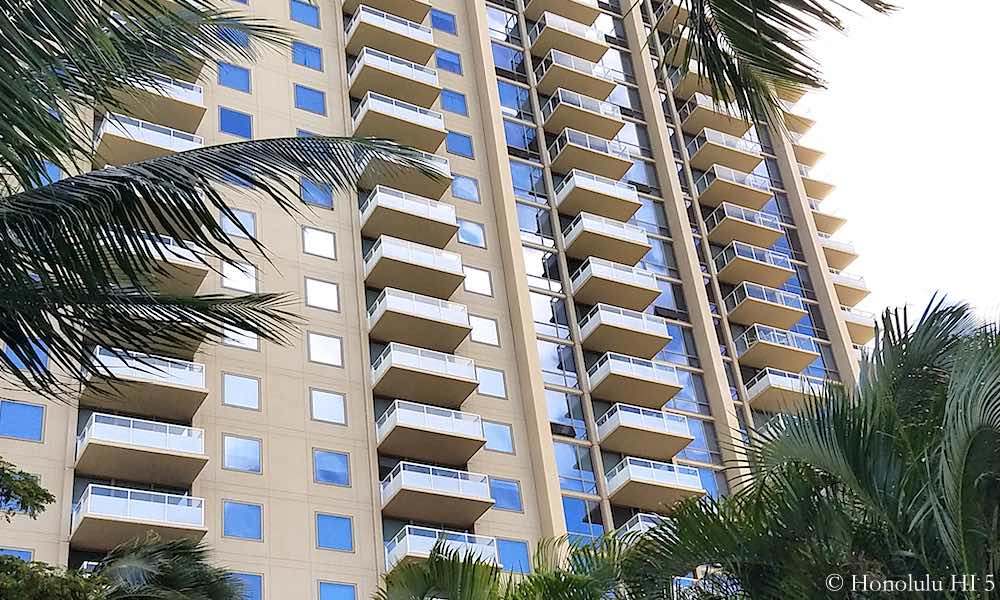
787, 131, 824, 166
677, 93, 750, 137
385, 526, 498, 572
82, 347, 207, 422
528, 13, 608, 61
782, 101, 815, 134
745, 367, 827, 413
830, 270, 870, 307
353, 92, 446, 152
548, 128, 632, 180
541, 88, 624, 139
342, 0, 431, 24
114, 74, 206, 132
618, 512, 664, 537
345, 6, 436, 65
360, 186, 457, 248
75, 413, 207, 487
70, 484, 205, 551
94, 113, 203, 166
570, 257, 660, 311
654, 1, 687, 32
563, 212, 651, 265
713, 241, 795, 288
797, 163, 834, 199
606, 457, 704, 513
704, 202, 783, 248
131, 231, 209, 295
597, 403, 693, 461
660, 30, 690, 67
358, 149, 452, 200
694, 165, 772, 210
524, 0, 600, 24
817, 232, 858, 270
724, 281, 807, 330
842, 306, 876, 345
376, 400, 485, 465
368, 288, 471, 353
348, 48, 441, 108
554, 169, 640, 221
667, 64, 718, 99
363, 235, 465, 299
809, 198, 845, 234
734, 324, 820, 372
534, 50, 616, 98
587, 352, 683, 408
371, 342, 479, 408
380, 461, 494, 527
686, 128, 763, 173
579, 303, 671, 358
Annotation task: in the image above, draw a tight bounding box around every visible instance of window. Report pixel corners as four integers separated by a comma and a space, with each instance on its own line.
497, 539, 530, 573
313, 449, 350, 485
483, 421, 514, 453
311, 389, 346, 424
430, 8, 457, 34
223, 373, 260, 410
319, 582, 356, 600
294, 84, 327, 115
234, 573, 262, 600
469, 315, 500, 346
223, 501, 263, 540
497, 81, 532, 120
435, 48, 462, 74
457, 219, 486, 248
0, 548, 32, 561
292, 41, 323, 70
219, 107, 252, 138
290, 0, 320, 27
38, 161, 62, 186
440, 89, 468, 116
305, 278, 340, 311
489, 477, 522, 511
491, 42, 525, 80
562, 496, 604, 545
219, 27, 250, 47
553, 441, 596, 493
547, 389, 586, 439
316, 513, 353, 551
463, 266, 493, 296
0, 400, 43, 442
300, 177, 333, 208
451, 175, 480, 202
223, 327, 259, 350
222, 262, 256, 292
221, 208, 255, 238
502, 119, 538, 159
218, 62, 251, 92
223, 435, 262, 473
476, 367, 506, 398
303, 226, 336, 258
308, 332, 343, 366
446, 131, 474, 158
509, 159, 546, 203
3, 342, 48, 371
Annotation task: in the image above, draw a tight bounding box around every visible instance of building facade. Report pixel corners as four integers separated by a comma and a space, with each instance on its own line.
0, 0, 875, 597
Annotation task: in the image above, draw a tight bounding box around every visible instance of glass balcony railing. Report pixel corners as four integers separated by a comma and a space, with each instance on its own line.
360, 185, 456, 226
563, 212, 648, 245
534, 49, 613, 83
92, 346, 206, 389
380, 461, 491, 502
142, 73, 205, 105
734, 324, 819, 356
541, 88, 622, 122
677, 92, 740, 123
372, 342, 476, 382
596, 403, 691, 438
817, 232, 856, 253
72, 484, 204, 529
76, 413, 205, 457
528, 12, 602, 44
571, 257, 658, 292
587, 352, 681, 387
549, 128, 630, 161
841, 305, 875, 321
349, 47, 439, 87
364, 236, 464, 275
346, 5, 433, 42
553, 169, 638, 204
686, 128, 761, 157
138, 230, 205, 264
96, 113, 203, 151
694, 164, 771, 195
723, 281, 804, 313
376, 400, 484, 442
618, 512, 665, 536
385, 525, 497, 570
713, 240, 793, 272
703, 202, 781, 234
829, 269, 867, 286
352, 91, 445, 131
606, 457, 702, 492
367, 288, 469, 329
745, 367, 827, 397
579, 303, 669, 339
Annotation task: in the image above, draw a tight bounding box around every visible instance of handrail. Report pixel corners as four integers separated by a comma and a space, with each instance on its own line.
606, 456, 701, 489
540, 88, 622, 122
587, 351, 680, 384
367, 287, 469, 325
363, 235, 463, 274
563, 211, 647, 243
77, 412, 205, 456
349, 47, 438, 81
571, 257, 658, 290
745, 366, 827, 393
553, 169, 636, 198
686, 128, 761, 157
72, 483, 204, 527
92, 346, 206, 388
353, 91, 444, 121
375, 399, 483, 439
713, 240, 792, 271
528, 12, 602, 44
347, 4, 432, 35
595, 402, 690, 436
694, 164, 770, 194
703, 202, 780, 233
677, 92, 741, 123
371, 341, 476, 379
380, 460, 491, 501
534, 49, 612, 82
548, 128, 630, 160
723, 281, 804, 312
99, 112, 203, 144
385, 524, 498, 567
578, 303, 669, 335
734, 324, 819, 355
360, 185, 456, 224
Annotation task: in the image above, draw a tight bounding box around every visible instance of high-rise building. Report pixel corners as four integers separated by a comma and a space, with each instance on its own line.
0, 0, 874, 597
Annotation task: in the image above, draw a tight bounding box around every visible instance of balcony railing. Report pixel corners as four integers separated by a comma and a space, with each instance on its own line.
745, 367, 827, 398
528, 12, 602, 44
571, 257, 658, 292
367, 288, 469, 329
686, 128, 761, 157
72, 484, 204, 529
723, 281, 805, 313
76, 413, 204, 457
346, 5, 433, 43
352, 91, 445, 131
606, 457, 702, 491
142, 73, 205, 105
587, 352, 681, 388
677, 92, 739, 123
830, 269, 867, 286
385, 525, 498, 570
139, 230, 205, 264
579, 303, 669, 338
549, 128, 630, 161
713, 241, 793, 272
563, 212, 648, 245
841, 305, 875, 320
92, 346, 206, 389
618, 512, 665, 536
97, 113, 203, 150
703, 203, 781, 233
596, 403, 691, 438
364, 236, 464, 275
349, 47, 438, 87
694, 165, 770, 195
541, 88, 622, 122
554, 169, 637, 203
734, 324, 819, 356
380, 461, 491, 502
360, 185, 456, 226
372, 342, 476, 381
817, 232, 856, 253
376, 400, 483, 442
534, 49, 613, 83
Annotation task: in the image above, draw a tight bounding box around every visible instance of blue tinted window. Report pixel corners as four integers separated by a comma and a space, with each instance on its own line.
430, 9, 457, 34
483, 421, 513, 452
234, 573, 262, 600
316, 513, 353, 551
223, 435, 261, 473
220, 107, 252, 138
497, 81, 532, 119
218, 27, 250, 47
509, 159, 545, 202
300, 177, 333, 207
297, 129, 317, 137
561, 495, 604, 545
4, 342, 48, 371
292, 41, 323, 70
440, 89, 468, 116
0, 548, 32, 561
223, 501, 262, 540
0, 400, 43, 441
313, 449, 350, 485
553, 441, 595, 493
489, 477, 522, 511
218, 62, 251, 92
435, 49, 462, 74
319, 582, 356, 600
451, 175, 479, 202
38, 161, 62, 186
290, 0, 320, 27
446, 131, 473, 158
294, 84, 326, 115
497, 539, 530, 573
491, 42, 524, 77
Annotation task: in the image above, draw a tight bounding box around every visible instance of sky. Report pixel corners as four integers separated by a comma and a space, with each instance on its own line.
802, 0, 1000, 320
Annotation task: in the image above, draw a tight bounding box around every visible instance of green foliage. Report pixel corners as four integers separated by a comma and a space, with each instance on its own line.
0, 457, 55, 522
0, 556, 100, 600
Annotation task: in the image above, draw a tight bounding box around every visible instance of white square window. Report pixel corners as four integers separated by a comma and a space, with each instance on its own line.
222, 262, 256, 292
476, 366, 506, 398
223, 373, 260, 409
469, 315, 500, 346
221, 208, 256, 239
303, 226, 336, 259
305, 278, 340, 312
223, 326, 259, 350
308, 332, 343, 366
463, 266, 493, 296
310, 389, 346, 424
457, 219, 486, 248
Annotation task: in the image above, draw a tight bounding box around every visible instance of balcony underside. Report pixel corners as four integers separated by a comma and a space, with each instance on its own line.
530, 28, 607, 62
590, 373, 682, 409
550, 145, 632, 180
345, 23, 436, 65
822, 245, 857, 271
749, 384, 810, 413
524, 0, 601, 24
75, 441, 208, 488
833, 280, 869, 308
727, 297, 806, 330
80, 376, 207, 422
382, 488, 493, 528
715, 256, 794, 288
342, 0, 432, 24
680, 105, 749, 138
349, 65, 440, 108
361, 204, 458, 248
706, 217, 782, 248
359, 159, 451, 200
95, 133, 179, 167
791, 142, 824, 167
564, 229, 651, 266
811, 209, 846, 234
581, 323, 670, 359
373, 365, 478, 409
600, 425, 692, 462
70, 514, 206, 553
354, 110, 445, 153
556, 184, 640, 221
688, 142, 762, 174
845, 318, 876, 345
536, 64, 616, 99
111, 88, 205, 133
369, 310, 471, 353
696, 178, 772, 210
543, 103, 624, 139
738, 341, 818, 372
609, 479, 704, 513
802, 177, 835, 200
365, 256, 464, 299
669, 72, 713, 99
378, 426, 485, 466
572, 277, 660, 312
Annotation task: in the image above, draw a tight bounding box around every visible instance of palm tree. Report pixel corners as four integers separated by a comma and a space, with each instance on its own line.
632, 298, 1000, 599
